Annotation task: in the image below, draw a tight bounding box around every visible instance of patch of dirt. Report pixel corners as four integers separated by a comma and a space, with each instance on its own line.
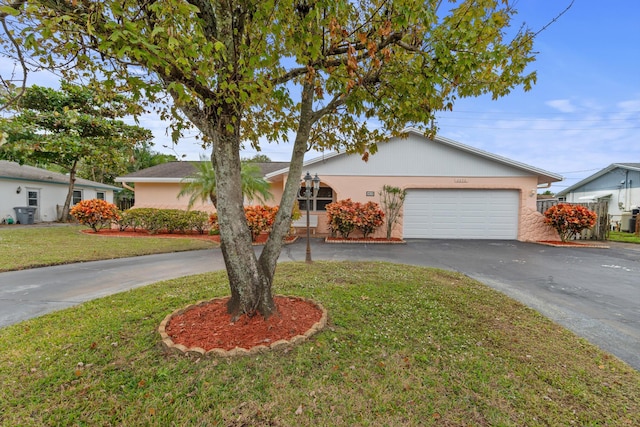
81, 229, 296, 244
164, 296, 324, 351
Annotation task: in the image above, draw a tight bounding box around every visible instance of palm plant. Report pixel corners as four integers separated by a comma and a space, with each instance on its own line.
178, 157, 273, 209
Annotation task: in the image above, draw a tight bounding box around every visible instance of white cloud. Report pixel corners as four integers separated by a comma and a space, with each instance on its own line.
545, 99, 576, 113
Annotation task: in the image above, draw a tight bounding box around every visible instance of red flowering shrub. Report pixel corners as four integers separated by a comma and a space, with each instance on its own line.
70, 199, 121, 232
326, 199, 358, 238
355, 201, 385, 238
544, 203, 597, 242
326, 199, 385, 238
245, 205, 279, 241
209, 206, 279, 241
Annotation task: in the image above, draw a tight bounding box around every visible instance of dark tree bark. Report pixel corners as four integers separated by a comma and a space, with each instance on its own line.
60, 159, 78, 222
208, 113, 276, 320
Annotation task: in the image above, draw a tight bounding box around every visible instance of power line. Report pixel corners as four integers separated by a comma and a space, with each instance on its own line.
436, 116, 637, 122
438, 109, 640, 116
557, 168, 604, 174
437, 124, 640, 130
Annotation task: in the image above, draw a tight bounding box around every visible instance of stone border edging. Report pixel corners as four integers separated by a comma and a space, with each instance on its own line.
535, 241, 610, 248
158, 295, 327, 358
324, 238, 406, 244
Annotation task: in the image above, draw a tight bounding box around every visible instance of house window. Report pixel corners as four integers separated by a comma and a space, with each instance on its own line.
96, 192, 105, 200
298, 186, 334, 211
72, 190, 82, 205
27, 190, 39, 208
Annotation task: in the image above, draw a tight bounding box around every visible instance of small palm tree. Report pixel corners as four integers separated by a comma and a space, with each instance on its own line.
240, 161, 274, 205
178, 157, 273, 209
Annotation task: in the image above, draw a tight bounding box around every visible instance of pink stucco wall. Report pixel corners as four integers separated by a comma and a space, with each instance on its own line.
132, 175, 557, 241
273, 175, 556, 241
133, 182, 216, 213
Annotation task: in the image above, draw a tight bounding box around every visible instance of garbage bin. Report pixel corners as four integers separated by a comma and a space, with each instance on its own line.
631, 209, 640, 234
13, 207, 35, 225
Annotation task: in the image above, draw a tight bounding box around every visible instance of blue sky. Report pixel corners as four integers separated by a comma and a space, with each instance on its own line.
251, 1, 640, 193
434, 0, 640, 193
2, 1, 639, 193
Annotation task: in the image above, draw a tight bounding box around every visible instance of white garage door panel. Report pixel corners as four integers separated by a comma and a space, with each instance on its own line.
404, 190, 519, 239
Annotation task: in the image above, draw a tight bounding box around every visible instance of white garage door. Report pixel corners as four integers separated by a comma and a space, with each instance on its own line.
404, 189, 519, 239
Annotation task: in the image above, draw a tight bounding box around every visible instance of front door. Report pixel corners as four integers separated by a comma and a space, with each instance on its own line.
27, 188, 40, 221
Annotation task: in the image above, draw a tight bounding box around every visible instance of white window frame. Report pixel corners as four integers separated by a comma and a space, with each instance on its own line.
297, 186, 334, 212
72, 189, 83, 205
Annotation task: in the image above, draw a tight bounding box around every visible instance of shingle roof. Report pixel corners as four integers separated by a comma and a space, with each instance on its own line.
116, 161, 290, 182
0, 160, 120, 190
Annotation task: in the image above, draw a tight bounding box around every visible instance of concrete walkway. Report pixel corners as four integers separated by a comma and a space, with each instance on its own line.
0, 238, 638, 371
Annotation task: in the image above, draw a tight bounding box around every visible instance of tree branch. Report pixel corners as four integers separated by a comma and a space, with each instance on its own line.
0, 0, 28, 112
272, 31, 404, 86
311, 93, 345, 122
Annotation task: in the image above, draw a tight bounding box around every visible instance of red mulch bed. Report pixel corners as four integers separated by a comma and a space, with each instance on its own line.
81, 229, 295, 244
165, 296, 323, 351
325, 237, 404, 243
84, 228, 312, 351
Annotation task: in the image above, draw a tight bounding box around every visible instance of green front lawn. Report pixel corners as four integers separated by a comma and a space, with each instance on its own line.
608, 230, 640, 244
1, 262, 637, 426
0, 225, 217, 272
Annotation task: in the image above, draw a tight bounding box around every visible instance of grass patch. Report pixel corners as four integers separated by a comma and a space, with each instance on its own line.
0, 261, 637, 426
608, 231, 640, 244
0, 225, 216, 272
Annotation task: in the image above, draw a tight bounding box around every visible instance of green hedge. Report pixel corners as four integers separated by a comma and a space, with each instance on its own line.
118, 208, 210, 234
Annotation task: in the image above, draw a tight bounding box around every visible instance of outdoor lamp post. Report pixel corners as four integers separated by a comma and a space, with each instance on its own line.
303, 171, 320, 263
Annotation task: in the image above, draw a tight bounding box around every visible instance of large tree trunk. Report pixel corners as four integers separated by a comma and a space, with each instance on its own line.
179, 78, 318, 321
211, 116, 276, 320
208, 82, 317, 320
60, 160, 78, 222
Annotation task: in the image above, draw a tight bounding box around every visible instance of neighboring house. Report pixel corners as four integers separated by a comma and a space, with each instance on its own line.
556, 163, 640, 230
0, 160, 120, 223
116, 129, 563, 241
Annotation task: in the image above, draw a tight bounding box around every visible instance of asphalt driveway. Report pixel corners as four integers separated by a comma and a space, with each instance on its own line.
1, 239, 638, 371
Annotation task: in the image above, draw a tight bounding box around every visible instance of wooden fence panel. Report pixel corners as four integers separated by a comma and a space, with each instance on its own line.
536, 200, 610, 240
117, 198, 134, 211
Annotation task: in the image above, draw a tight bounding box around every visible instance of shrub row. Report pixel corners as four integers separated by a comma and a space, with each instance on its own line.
118, 208, 210, 234
71, 200, 289, 239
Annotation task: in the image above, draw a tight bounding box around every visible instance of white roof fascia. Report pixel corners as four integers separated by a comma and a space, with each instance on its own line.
114, 177, 186, 183
264, 150, 344, 180
578, 193, 612, 201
